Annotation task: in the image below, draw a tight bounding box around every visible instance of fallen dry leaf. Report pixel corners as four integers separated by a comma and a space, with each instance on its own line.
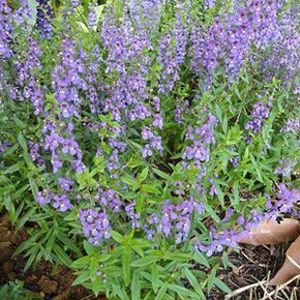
270, 235, 300, 285
239, 219, 300, 246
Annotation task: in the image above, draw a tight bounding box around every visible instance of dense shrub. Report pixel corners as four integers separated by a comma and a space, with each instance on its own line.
0, 0, 299, 298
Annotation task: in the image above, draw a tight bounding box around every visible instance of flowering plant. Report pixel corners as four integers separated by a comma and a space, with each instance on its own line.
1, 0, 300, 298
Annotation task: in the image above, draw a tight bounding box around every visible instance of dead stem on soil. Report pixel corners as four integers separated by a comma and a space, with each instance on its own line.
79, 294, 94, 300
226, 274, 300, 300
225, 280, 267, 299
261, 274, 300, 300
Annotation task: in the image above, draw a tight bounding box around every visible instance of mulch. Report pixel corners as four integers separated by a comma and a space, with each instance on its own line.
212, 243, 300, 300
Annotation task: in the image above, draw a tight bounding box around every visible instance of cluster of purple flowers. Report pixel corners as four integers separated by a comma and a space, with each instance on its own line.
191, 0, 282, 82
28, 141, 45, 167
282, 118, 300, 133
262, 7, 300, 93
0, 0, 12, 59
36, 0, 53, 39
126, 0, 164, 33
79, 209, 111, 246
125, 202, 141, 229
88, 3, 97, 29
52, 39, 87, 118
58, 177, 75, 192
203, 0, 216, 9
101, 8, 166, 162
13, 39, 44, 115
144, 197, 205, 243
36, 190, 73, 212
275, 160, 296, 178
229, 146, 240, 167
0, 140, 10, 153
183, 113, 217, 170
141, 126, 163, 158
196, 184, 300, 256
158, 12, 188, 93
43, 128, 85, 173
42, 40, 86, 173
95, 188, 122, 213
245, 100, 272, 135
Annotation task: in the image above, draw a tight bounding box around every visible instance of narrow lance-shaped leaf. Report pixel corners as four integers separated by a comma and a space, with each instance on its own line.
239, 219, 300, 246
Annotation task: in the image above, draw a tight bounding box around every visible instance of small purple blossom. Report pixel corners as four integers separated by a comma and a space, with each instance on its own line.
80, 209, 111, 245
35, 190, 53, 205
245, 101, 271, 134
58, 177, 75, 191
52, 194, 73, 212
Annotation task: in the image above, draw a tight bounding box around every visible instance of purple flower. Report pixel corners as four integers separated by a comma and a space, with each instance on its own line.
125, 202, 140, 229
158, 12, 188, 93
58, 177, 75, 191
275, 160, 296, 178
96, 188, 122, 212
88, 4, 97, 29
245, 101, 271, 134
0, 0, 12, 59
282, 118, 300, 133
142, 145, 152, 158
52, 194, 73, 212
35, 190, 53, 205
36, 0, 53, 39
80, 209, 111, 245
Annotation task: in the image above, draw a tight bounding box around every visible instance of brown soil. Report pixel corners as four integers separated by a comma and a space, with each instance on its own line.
0, 214, 105, 300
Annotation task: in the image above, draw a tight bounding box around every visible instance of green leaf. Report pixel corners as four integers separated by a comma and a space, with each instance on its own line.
3, 163, 20, 175
193, 252, 209, 268
232, 181, 240, 207
121, 175, 137, 186
72, 256, 90, 269
151, 267, 160, 294
167, 284, 199, 299
53, 245, 72, 267
152, 168, 170, 180
57, 233, 81, 256
83, 240, 94, 255
131, 255, 158, 267
141, 183, 160, 194
138, 166, 149, 183
215, 104, 223, 123
13, 234, 40, 257
72, 272, 90, 286
131, 271, 141, 300
122, 246, 131, 286
4, 192, 15, 214
213, 277, 231, 293
16, 208, 36, 231
155, 282, 168, 300
183, 268, 206, 299
2, 143, 18, 157
204, 204, 221, 223
44, 231, 56, 261
24, 248, 38, 272
91, 275, 102, 296
207, 268, 217, 292
17, 133, 28, 152
111, 230, 124, 244
28, 176, 38, 196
